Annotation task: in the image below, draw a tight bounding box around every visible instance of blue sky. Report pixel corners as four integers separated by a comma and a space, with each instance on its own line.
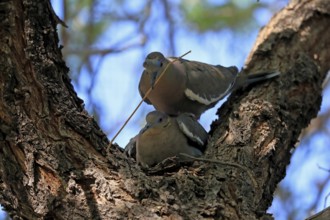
62, 1, 330, 218
1, 1, 329, 219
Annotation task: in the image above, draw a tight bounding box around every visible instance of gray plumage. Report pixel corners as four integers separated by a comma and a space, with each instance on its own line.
133, 111, 208, 167
139, 51, 279, 118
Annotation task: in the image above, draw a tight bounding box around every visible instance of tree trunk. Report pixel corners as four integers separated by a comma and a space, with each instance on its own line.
0, 0, 329, 219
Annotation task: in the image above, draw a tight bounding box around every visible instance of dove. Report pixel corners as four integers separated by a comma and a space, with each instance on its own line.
139, 51, 279, 118
131, 111, 208, 167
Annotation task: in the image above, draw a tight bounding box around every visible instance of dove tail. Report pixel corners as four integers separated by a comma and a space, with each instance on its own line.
246, 71, 280, 84
233, 71, 280, 90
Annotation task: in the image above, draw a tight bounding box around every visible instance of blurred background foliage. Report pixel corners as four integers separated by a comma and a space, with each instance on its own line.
181, 0, 262, 31
1, 0, 330, 219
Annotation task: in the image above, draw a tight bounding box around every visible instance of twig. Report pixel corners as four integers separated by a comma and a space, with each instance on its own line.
109, 50, 192, 147
179, 153, 258, 189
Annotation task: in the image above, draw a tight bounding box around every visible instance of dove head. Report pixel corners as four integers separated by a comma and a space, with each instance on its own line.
140, 111, 170, 135
143, 52, 167, 73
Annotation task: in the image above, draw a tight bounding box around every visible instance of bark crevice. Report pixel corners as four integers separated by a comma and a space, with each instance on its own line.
0, 0, 329, 219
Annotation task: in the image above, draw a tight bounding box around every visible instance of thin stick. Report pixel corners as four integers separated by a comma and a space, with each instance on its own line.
109, 50, 191, 146
179, 153, 258, 189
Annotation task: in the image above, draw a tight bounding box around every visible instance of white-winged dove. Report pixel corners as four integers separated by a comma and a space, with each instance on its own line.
139, 51, 279, 118
129, 111, 208, 167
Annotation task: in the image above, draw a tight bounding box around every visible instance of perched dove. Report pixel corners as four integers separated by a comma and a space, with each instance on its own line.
131, 111, 208, 167
139, 51, 279, 118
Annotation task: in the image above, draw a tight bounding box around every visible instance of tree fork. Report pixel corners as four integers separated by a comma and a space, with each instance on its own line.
0, 0, 329, 219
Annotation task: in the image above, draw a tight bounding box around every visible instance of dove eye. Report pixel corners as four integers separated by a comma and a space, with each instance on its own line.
158, 117, 163, 122
160, 62, 163, 67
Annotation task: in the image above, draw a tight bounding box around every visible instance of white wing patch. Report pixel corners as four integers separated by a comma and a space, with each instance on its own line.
262, 71, 280, 79
184, 82, 234, 105
178, 121, 204, 146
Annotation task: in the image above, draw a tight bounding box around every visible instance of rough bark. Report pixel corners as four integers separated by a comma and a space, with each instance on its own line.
0, 0, 329, 219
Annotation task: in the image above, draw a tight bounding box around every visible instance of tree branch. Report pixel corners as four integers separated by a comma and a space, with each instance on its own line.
0, 0, 329, 219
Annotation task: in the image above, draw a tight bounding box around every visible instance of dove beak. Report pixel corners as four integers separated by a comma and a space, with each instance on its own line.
139, 123, 152, 135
